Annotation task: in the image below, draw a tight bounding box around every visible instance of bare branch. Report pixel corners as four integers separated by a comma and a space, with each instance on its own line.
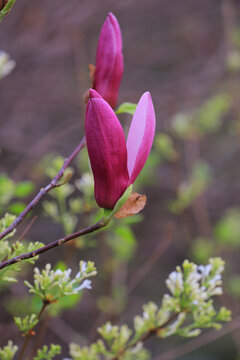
0, 216, 108, 270
0, 136, 86, 241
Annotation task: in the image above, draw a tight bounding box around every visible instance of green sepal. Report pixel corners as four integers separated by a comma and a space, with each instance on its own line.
0, 0, 16, 22
103, 185, 133, 222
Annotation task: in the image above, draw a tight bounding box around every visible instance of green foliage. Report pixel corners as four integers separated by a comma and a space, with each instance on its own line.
75, 172, 95, 212
115, 102, 137, 115
191, 237, 214, 263
0, 173, 34, 215
0, 174, 15, 209
215, 207, 240, 247
170, 160, 211, 213
42, 155, 95, 235
154, 133, 177, 161
0, 240, 44, 284
107, 225, 137, 262
226, 50, 240, 73
68, 258, 230, 360
14, 181, 34, 198
0, 341, 18, 360
171, 94, 231, 139
135, 132, 177, 187
69, 333, 149, 360
0, 213, 16, 239
42, 155, 69, 179
33, 344, 61, 360
0, 239, 43, 265
228, 275, 240, 297
24, 261, 97, 303
231, 26, 240, 49
14, 314, 39, 335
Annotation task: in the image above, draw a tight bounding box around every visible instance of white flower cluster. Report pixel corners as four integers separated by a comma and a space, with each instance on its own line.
25, 261, 97, 303
65, 258, 231, 360
0, 51, 15, 79
166, 257, 224, 307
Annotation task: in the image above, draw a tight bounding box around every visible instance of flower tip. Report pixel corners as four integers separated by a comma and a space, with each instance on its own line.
108, 12, 117, 22
140, 91, 152, 103
126, 91, 156, 184
89, 89, 102, 100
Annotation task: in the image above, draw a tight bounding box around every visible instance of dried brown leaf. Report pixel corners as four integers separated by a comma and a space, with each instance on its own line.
114, 193, 147, 219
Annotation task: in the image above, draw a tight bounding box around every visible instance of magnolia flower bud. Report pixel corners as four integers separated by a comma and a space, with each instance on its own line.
93, 13, 124, 109
85, 89, 156, 209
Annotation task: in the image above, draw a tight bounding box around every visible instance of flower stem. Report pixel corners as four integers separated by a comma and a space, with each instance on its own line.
0, 136, 86, 241
17, 302, 49, 360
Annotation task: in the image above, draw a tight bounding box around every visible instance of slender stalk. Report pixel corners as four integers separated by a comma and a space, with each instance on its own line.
17, 302, 48, 360
110, 312, 180, 360
0, 217, 109, 270
153, 314, 240, 360
0, 136, 86, 241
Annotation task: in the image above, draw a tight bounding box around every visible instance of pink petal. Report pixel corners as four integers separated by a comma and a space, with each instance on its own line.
94, 13, 123, 109
85, 91, 129, 209
89, 88, 103, 99
126, 92, 156, 184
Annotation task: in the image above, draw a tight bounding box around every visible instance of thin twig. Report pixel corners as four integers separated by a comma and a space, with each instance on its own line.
110, 312, 180, 360
17, 215, 38, 243
0, 217, 108, 270
17, 301, 48, 360
0, 136, 86, 241
127, 222, 175, 294
153, 314, 240, 360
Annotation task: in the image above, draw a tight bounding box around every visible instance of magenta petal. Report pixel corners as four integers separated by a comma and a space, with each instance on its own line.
89, 88, 103, 99
85, 96, 129, 209
94, 13, 123, 109
127, 92, 156, 184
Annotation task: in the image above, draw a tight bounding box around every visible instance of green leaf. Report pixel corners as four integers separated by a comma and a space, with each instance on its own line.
109, 226, 137, 261
33, 344, 61, 360
115, 102, 137, 115
14, 181, 34, 198
8, 202, 26, 215
215, 208, 240, 247
0, 341, 18, 360
14, 314, 39, 335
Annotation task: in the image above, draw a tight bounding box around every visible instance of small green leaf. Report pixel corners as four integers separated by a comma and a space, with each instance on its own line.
14, 181, 34, 198
33, 344, 61, 360
115, 102, 137, 115
8, 202, 26, 215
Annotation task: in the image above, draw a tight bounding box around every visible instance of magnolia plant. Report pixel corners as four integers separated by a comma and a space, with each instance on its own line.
93, 13, 123, 109
85, 89, 155, 209
0, 7, 235, 360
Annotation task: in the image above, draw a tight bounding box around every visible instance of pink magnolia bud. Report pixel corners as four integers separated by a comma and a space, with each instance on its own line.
93, 13, 123, 109
85, 89, 129, 209
85, 89, 156, 209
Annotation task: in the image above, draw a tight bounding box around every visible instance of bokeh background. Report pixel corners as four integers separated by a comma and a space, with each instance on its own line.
1, 0, 240, 359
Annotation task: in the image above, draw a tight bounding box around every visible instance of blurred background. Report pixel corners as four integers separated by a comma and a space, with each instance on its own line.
1, 0, 240, 359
